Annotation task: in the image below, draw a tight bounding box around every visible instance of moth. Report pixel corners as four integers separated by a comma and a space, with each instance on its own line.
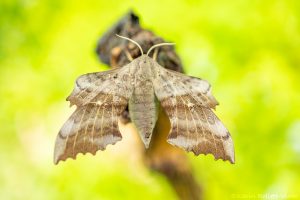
54, 35, 235, 164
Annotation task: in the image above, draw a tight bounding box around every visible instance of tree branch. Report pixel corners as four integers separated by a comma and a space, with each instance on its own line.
96, 11, 202, 200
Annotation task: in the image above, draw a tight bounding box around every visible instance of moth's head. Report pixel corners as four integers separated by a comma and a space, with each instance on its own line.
115, 34, 175, 59
138, 54, 151, 66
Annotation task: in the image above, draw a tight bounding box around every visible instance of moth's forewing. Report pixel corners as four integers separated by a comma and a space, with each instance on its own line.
151, 58, 235, 163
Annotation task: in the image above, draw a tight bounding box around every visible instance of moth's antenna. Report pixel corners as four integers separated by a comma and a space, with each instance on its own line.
116, 34, 144, 55
146, 43, 175, 56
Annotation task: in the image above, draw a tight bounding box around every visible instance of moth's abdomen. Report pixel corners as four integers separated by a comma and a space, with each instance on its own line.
129, 81, 158, 148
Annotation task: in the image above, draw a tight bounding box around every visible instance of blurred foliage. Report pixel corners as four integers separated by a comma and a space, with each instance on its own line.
1, 0, 300, 199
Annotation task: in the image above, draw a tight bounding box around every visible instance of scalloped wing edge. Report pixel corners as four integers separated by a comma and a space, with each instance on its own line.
167, 136, 235, 164
53, 135, 122, 164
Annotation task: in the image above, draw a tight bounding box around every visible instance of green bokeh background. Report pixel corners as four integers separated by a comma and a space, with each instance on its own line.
1, 0, 300, 199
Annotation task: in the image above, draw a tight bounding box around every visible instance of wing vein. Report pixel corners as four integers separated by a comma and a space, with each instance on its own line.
72, 107, 87, 157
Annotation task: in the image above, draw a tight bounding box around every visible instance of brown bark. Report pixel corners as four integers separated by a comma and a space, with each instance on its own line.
96, 11, 202, 200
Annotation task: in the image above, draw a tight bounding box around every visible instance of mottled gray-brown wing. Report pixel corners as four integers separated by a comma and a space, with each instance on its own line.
67, 66, 133, 106
54, 65, 134, 164
152, 63, 234, 163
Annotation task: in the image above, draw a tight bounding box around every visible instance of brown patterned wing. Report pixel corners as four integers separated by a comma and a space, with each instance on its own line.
54, 65, 134, 164
152, 63, 235, 163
